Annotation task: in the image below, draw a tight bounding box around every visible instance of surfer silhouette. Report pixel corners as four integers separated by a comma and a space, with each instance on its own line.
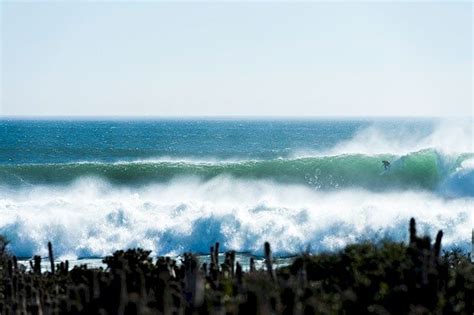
382, 160, 391, 170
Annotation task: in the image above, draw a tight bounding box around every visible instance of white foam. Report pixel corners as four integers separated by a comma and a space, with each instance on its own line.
438, 157, 474, 198
460, 158, 474, 170
0, 176, 472, 259
111, 156, 257, 165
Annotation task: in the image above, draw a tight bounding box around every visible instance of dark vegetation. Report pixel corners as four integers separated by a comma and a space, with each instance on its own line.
0, 219, 472, 314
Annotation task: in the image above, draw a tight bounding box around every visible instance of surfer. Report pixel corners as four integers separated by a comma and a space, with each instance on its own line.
382, 160, 390, 170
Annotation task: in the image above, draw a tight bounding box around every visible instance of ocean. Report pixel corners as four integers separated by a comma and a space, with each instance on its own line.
0, 118, 472, 260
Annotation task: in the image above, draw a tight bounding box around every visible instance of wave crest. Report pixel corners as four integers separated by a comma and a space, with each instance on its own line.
2, 149, 472, 195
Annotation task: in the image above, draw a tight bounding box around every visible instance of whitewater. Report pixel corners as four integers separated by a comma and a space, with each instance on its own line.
0, 118, 472, 259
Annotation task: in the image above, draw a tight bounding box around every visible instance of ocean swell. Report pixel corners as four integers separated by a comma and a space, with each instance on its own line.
1, 149, 472, 195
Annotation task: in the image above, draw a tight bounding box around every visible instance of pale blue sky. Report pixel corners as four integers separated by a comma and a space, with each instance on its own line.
1, 1, 472, 117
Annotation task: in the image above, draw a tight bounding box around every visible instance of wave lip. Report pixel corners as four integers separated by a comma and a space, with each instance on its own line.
438, 158, 474, 197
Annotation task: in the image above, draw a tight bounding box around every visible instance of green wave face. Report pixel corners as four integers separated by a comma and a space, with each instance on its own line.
1, 150, 472, 192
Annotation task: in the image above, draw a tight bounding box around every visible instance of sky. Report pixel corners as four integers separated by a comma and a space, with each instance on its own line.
0, 1, 472, 117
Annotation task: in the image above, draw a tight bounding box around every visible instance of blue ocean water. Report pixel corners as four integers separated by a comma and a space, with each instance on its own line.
0, 118, 472, 258
1, 118, 428, 164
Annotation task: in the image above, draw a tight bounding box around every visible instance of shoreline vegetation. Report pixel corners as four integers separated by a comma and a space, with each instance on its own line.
0, 219, 472, 314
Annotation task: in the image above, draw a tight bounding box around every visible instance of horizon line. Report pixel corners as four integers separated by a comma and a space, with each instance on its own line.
0, 114, 467, 121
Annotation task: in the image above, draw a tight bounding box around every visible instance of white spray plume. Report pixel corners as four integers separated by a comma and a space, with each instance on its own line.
315, 119, 473, 157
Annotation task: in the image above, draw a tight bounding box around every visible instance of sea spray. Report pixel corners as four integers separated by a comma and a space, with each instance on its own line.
0, 177, 471, 258
326, 119, 473, 156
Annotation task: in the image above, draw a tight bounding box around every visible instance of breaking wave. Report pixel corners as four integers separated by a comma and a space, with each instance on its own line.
0, 177, 472, 258
1, 150, 472, 196
0, 119, 472, 259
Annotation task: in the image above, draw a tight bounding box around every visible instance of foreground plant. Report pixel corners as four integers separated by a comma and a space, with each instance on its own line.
0, 218, 472, 314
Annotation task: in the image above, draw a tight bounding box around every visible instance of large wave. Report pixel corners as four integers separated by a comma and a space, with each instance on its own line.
0, 177, 471, 259
1, 149, 472, 196
0, 119, 472, 259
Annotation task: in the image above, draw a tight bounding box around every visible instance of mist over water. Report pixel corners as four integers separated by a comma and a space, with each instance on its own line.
0, 118, 472, 258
